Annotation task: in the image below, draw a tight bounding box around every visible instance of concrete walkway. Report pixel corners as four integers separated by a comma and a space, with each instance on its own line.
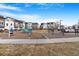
0, 37, 79, 44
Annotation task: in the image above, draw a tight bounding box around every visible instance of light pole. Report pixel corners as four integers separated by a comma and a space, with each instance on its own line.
78, 19, 79, 25
60, 20, 62, 29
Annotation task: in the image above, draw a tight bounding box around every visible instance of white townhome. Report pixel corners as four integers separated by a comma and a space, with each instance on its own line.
47, 22, 56, 29
5, 17, 24, 30
40, 23, 47, 29
40, 22, 57, 30
5, 17, 15, 30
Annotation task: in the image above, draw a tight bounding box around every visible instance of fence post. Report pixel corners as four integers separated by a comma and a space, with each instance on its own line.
8, 30, 10, 38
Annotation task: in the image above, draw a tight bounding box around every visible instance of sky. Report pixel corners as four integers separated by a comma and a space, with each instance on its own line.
0, 3, 79, 26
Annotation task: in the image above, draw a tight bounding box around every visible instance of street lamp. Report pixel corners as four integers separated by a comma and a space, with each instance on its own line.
60, 20, 63, 29
78, 19, 79, 25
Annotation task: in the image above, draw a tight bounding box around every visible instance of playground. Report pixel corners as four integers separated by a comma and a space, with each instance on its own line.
0, 29, 79, 39
0, 30, 48, 39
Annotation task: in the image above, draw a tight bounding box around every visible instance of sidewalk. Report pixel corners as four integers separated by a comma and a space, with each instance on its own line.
0, 37, 79, 44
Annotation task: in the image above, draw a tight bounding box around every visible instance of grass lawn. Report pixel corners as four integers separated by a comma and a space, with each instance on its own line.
0, 42, 79, 56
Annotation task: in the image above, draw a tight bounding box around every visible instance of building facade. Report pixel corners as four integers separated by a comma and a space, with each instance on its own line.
14, 19, 23, 30
0, 16, 5, 30
23, 22, 32, 29
40, 23, 48, 30
5, 17, 24, 30
32, 23, 38, 30
5, 17, 14, 30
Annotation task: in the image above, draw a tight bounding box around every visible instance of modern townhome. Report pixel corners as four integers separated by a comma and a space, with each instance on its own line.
40, 23, 43, 29
5, 17, 24, 30
40, 23, 49, 30
32, 23, 39, 30
0, 16, 5, 31
5, 17, 14, 30
23, 22, 32, 29
47, 22, 57, 29
40, 22, 58, 30
14, 19, 23, 30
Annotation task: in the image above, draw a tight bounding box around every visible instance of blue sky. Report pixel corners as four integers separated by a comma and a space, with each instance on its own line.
0, 3, 79, 26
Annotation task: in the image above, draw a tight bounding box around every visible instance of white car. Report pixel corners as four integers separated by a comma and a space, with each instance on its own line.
65, 29, 75, 33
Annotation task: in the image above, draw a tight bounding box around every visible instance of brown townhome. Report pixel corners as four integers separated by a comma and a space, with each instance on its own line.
32, 23, 39, 30
0, 16, 5, 31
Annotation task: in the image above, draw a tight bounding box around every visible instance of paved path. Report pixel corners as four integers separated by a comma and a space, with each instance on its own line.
0, 37, 79, 44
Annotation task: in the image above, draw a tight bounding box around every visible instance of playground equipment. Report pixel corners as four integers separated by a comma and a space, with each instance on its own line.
21, 28, 32, 39
21, 28, 32, 33
21, 22, 32, 38
21, 22, 32, 33
8, 27, 14, 38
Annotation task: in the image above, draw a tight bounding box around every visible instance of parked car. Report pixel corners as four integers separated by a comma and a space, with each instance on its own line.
65, 29, 75, 33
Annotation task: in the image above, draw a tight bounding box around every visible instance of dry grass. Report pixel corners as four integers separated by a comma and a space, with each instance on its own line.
0, 30, 78, 39
0, 31, 45, 39
0, 42, 79, 56
35, 30, 48, 33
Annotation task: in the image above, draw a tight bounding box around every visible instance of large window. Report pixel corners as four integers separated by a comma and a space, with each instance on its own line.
11, 23, 12, 26
6, 23, 8, 26
0, 22, 3, 25
2, 22, 3, 25
0, 22, 1, 24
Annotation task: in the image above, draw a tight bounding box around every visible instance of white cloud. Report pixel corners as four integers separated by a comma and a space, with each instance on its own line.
38, 18, 60, 23
18, 14, 41, 22
37, 3, 48, 6
0, 4, 20, 11
0, 11, 41, 22
0, 11, 61, 23
0, 11, 40, 22
37, 3, 64, 7
37, 3, 64, 9
18, 15, 61, 26
25, 3, 32, 7
0, 11, 72, 26
55, 3, 64, 7
0, 11, 17, 18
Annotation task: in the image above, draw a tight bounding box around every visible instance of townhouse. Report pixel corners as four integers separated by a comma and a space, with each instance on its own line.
32, 23, 39, 30
23, 22, 32, 29
0, 16, 5, 30
14, 19, 23, 30
0, 16, 61, 31
40, 22, 57, 30
5, 17, 23, 30
5, 17, 14, 30
47, 22, 57, 29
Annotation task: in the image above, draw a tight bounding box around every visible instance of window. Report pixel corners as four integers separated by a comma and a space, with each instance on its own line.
11, 23, 12, 26
2, 22, 3, 25
0, 22, 4, 26
6, 23, 8, 26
